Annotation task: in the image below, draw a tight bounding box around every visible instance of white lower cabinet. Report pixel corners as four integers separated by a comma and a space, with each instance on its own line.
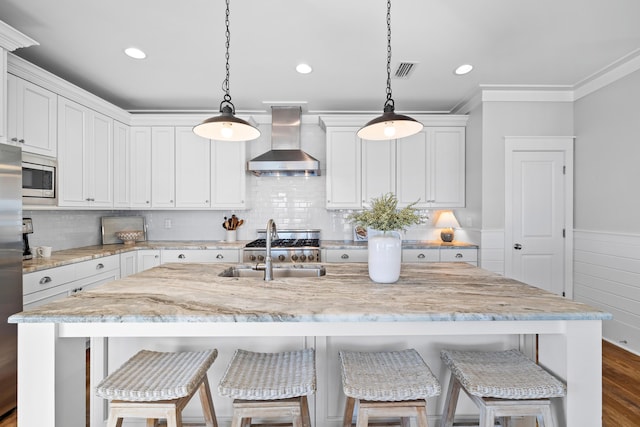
23, 255, 120, 309
120, 251, 137, 278
439, 247, 478, 265
323, 249, 368, 263
137, 250, 162, 272
162, 249, 240, 264
402, 249, 440, 263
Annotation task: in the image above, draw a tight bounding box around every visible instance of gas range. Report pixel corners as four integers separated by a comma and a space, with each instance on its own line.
243, 229, 321, 263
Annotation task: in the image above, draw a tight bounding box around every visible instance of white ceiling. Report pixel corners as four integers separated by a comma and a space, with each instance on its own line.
1, 0, 639, 114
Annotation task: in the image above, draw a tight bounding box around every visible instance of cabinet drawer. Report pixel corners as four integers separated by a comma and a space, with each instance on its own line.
440, 248, 477, 263
162, 249, 239, 263
402, 249, 439, 263
23, 263, 76, 295
75, 255, 119, 278
325, 250, 368, 263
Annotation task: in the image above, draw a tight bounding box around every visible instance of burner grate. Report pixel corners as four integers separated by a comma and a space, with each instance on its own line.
245, 238, 320, 248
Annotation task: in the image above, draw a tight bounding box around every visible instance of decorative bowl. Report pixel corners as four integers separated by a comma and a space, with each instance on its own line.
115, 230, 144, 245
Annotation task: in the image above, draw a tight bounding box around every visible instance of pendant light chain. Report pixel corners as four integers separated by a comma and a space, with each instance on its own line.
222, 0, 232, 107
385, 0, 394, 110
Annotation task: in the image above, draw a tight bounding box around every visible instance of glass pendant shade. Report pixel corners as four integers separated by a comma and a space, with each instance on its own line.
357, 107, 424, 141
194, 104, 260, 141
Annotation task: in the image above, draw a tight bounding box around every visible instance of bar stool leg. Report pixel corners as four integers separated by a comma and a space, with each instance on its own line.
343, 396, 356, 427
165, 407, 182, 427
416, 405, 430, 427
538, 404, 554, 427
198, 376, 218, 427
479, 406, 494, 427
301, 396, 312, 427
145, 419, 158, 427
440, 373, 461, 427
401, 417, 411, 427
355, 405, 369, 427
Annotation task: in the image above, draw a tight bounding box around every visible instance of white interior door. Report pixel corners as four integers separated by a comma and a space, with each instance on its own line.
505, 137, 574, 297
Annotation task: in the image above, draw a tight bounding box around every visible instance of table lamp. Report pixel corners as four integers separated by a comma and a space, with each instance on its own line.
435, 211, 460, 243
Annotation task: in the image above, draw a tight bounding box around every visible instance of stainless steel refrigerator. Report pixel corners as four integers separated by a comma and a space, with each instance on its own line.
0, 143, 22, 418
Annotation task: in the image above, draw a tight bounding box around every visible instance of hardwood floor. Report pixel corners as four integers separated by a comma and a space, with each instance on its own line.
0, 340, 638, 427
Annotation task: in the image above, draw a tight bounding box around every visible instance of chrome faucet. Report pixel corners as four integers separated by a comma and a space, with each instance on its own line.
264, 219, 278, 281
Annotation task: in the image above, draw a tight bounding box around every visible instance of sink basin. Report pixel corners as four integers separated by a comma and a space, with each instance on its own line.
219, 264, 326, 278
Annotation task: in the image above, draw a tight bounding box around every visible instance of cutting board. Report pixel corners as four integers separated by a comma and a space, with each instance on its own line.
101, 216, 147, 244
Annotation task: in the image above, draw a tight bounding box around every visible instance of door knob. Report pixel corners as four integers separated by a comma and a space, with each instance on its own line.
513, 243, 523, 250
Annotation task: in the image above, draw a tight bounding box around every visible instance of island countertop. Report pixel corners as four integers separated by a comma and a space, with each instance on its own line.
10, 262, 610, 324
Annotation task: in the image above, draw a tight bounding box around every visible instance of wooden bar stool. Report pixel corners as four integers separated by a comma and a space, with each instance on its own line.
339, 349, 441, 427
440, 349, 567, 427
218, 348, 316, 427
95, 349, 218, 427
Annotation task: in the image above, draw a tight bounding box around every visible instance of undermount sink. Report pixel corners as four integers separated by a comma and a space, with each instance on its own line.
218, 264, 326, 278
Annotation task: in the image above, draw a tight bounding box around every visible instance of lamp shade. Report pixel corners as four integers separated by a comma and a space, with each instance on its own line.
193, 108, 260, 141
435, 211, 460, 229
357, 110, 424, 141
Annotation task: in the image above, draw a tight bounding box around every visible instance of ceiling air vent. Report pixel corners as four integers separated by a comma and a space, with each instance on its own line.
393, 62, 418, 79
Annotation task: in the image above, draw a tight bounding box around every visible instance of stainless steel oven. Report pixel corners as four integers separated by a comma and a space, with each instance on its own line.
22, 152, 57, 205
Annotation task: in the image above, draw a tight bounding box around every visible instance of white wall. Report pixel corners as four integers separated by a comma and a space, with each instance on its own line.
574, 69, 640, 233
481, 100, 574, 230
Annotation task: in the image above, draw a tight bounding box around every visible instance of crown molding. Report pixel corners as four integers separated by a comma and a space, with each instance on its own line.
573, 49, 640, 100
318, 114, 469, 130
0, 21, 38, 51
481, 89, 574, 103
7, 53, 131, 124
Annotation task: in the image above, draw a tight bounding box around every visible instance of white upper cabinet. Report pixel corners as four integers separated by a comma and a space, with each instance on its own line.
7, 74, 57, 157
0, 49, 6, 143
113, 121, 130, 208
323, 116, 467, 210
397, 127, 466, 208
210, 139, 246, 209
57, 97, 113, 207
362, 139, 396, 205
151, 127, 175, 208
326, 127, 361, 209
175, 127, 211, 208
130, 127, 152, 208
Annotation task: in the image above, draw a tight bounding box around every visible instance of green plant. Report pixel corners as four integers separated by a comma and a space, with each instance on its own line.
347, 193, 423, 232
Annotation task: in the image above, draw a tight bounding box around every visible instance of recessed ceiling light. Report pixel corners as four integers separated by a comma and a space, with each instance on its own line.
124, 47, 146, 59
296, 63, 313, 74
454, 64, 473, 75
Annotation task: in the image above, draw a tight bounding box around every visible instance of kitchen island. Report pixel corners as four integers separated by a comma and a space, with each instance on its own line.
10, 262, 610, 427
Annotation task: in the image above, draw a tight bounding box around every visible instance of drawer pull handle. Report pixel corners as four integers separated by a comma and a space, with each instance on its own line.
72, 287, 83, 293
96, 263, 104, 269
178, 254, 186, 259
455, 253, 463, 258
341, 254, 349, 259
216, 254, 224, 259
39, 276, 52, 285
417, 253, 426, 259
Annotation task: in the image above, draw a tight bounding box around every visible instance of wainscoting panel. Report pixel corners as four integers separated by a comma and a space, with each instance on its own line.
574, 230, 640, 355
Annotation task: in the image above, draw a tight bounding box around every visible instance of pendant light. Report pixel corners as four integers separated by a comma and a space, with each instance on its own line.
357, 0, 423, 141
193, 0, 260, 141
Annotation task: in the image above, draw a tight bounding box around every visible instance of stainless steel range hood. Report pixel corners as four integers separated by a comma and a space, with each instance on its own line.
247, 106, 321, 176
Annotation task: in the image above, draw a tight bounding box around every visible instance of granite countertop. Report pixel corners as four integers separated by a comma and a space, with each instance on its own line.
23, 240, 478, 273
11, 262, 610, 324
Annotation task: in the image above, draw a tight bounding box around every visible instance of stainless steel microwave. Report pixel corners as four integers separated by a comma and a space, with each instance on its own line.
22, 153, 57, 205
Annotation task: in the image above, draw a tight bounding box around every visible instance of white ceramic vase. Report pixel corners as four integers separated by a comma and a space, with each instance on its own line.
367, 230, 402, 283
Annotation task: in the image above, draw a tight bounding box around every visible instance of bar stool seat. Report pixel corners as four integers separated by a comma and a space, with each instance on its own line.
218, 348, 316, 427
440, 349, 566, 427
95, 349, 218, 427
339, 349, 441, 427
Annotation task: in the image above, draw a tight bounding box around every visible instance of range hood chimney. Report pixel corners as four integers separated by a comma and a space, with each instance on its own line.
247, 106, 321, 176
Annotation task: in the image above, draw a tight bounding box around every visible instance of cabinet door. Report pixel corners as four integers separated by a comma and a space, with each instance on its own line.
151, 127, 175, 208
326, 127, 361, 209
120, 252, 137, 278
0, 50, 6, 142
396, 131, 429, 208
211, 139, 246, 209
362, 139, 395, 205
175, 127, 211, 208
7, 74, 57, 157
113, 121, 131, 208
130, 127, 152, 208
137, 250, 161, 272
57, 97, 90, 206
89, 111, 113, 207
429, 127, 465, 207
